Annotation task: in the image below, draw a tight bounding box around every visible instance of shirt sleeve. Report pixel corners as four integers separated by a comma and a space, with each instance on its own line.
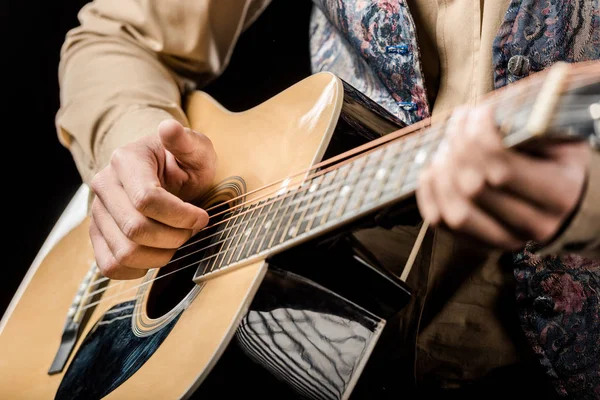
537, 147, 600, 260
55, 0, 271, 184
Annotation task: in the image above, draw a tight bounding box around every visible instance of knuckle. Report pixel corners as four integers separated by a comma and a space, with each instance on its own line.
175, 230, 194, 247
90, 170, 107, 195
458, 170, 485, 199
122, 216, 147, 241
486, 163, 511, 187
131, 187, 159, 213
114, 243, 139, 266
445, 205, 470, 230
90, 199, 102, 218
98, 259, 122, 279
110, 147, 128, 167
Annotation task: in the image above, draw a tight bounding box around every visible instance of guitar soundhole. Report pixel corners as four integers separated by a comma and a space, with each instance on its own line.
145, 202, 229, 319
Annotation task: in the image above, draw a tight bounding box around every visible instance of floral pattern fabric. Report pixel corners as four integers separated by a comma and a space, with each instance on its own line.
309, 0, 430, 126
309, 0, 600, 398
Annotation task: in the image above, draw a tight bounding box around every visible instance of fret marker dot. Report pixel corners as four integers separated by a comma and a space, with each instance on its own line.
375, 168, 387, 180
263, 220, 272, 229
244, 228, 252, 237
341, 186, 351, 196
277, 177, 291, 195
288, 226, 299, 237
415, 149, 427, 164
309, 184, 318, 193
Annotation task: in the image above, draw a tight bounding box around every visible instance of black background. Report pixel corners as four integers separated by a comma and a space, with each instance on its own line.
3, 0, 89, 317
2, 0, 314, 318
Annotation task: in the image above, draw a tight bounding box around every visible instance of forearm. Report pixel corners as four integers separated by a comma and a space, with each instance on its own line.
56, 0, 270, 184
56, 31, 188, 184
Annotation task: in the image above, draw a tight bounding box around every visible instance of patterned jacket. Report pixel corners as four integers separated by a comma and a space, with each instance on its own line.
309, 1, 600, 398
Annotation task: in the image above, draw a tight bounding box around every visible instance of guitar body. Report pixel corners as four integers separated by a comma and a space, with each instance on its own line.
0, 72, 413, 399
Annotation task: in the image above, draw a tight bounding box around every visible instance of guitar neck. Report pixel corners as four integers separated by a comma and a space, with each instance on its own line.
192, 61, 600, 283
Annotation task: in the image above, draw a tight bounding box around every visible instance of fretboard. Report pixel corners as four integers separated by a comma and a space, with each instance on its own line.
193, 125, 444, 281
190, 60, 600, 282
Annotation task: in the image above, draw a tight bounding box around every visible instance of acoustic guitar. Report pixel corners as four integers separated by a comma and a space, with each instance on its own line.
0, 61, 598, 400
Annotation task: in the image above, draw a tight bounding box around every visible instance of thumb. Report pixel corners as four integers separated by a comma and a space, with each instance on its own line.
157, 119, 214, 170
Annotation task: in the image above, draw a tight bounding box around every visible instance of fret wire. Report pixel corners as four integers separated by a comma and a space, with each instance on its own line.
362, 141, 402, 206
256, 195, 287, 253
230, 202, 262, 263
405, 128, 439, 183
343, 147, 388, 214
395, 132, 426, 193
230, 201, 270, 265
318, 159, 352, 225
239, 198, 275, 260
290, 174, 325, 238
220, 205, 256, 269
312, 167, 346, 225
328, 155, 368, 223
400, 123, 446, 193
301, 172, 334, 233
276, 182, 312, 244
381, 134, 419, 195
205, 209, 238, 273
267, 189, 301, 249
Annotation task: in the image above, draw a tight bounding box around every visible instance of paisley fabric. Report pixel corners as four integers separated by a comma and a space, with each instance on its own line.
309, 0, 600, 398
514, 243, 600, 399
309, 0, 430, 126
492, 2, 600, 398
493, 0, 600, 88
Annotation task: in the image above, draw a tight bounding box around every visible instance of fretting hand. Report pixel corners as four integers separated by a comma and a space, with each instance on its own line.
89, 119, 217, 279
416, 105, 591, 251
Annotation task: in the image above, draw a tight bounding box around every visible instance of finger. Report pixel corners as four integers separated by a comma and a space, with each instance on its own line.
91, 199, 176, 270
158, 119, 216, 172
450, 107, 582, 215
416, 166, 441, 224
110, 150, 209, 230
92, 169, 194, 248
89, 218, 148, 280
482, 149, 584, 215
439, 202, 525, 250
473, 186, 564, 243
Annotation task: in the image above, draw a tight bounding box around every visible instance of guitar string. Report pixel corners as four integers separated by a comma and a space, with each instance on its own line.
85, 83, 594, 293
81, 70, 598, 302
82, 78, 597, 297
81, 129, 439, 302
82, 81, 596, 299
80, 105, 596, 312
83, 123, 441, 292
150, 71, 599, 241
78, 141, 437, 312
197, 68, 598, 221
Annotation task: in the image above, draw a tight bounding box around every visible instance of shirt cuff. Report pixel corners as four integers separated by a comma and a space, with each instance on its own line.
537, 147, 600, 258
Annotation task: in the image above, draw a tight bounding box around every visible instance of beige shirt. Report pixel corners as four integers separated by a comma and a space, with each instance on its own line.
55, 0, 600, 387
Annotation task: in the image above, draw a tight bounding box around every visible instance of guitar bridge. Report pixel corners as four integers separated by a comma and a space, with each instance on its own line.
48, 262, 108, 374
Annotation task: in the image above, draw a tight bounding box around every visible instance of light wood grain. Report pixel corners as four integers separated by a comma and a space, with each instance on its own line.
0, 72, 344, 399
